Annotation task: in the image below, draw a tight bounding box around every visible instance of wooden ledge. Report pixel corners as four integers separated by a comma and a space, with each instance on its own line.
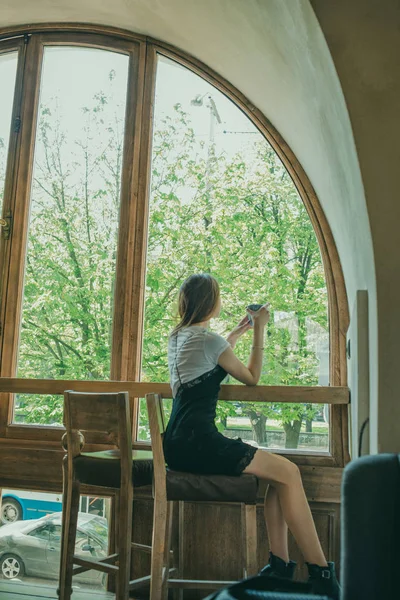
0, 378, 349, 404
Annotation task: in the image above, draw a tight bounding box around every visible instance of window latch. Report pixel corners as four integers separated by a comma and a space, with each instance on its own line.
0, 212, 12, 240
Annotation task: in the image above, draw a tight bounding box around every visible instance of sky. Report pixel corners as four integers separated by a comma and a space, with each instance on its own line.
155, 54, 260, 157
0, 46, 262, 183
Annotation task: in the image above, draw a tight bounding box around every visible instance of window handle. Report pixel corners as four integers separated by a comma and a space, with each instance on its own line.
0, 213, 11, 240
48, 546, 57, 551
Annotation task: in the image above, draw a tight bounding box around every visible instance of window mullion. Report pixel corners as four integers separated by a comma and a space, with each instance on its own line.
110, 40, 147, 382
124, 44, 157, 441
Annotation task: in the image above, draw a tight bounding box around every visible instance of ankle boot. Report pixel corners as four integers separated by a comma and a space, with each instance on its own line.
259, 551, 297, 579
307, 561, 341, 599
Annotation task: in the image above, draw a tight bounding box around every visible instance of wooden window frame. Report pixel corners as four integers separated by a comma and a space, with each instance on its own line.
0, 31, 146, 439
0, 24, 349, 472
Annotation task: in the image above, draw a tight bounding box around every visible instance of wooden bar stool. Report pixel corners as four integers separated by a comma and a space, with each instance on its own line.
146, 392, 259, 600
58, 391, 153, 600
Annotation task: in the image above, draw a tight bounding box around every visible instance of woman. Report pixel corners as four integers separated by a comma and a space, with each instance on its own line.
163, 274, 340, 599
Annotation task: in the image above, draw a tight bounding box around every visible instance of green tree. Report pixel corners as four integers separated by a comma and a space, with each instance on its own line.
15, 77, 125, 424
142, 106, 328, 448
5, 86, 328, 449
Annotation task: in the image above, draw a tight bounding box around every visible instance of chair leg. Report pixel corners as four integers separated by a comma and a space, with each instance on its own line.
58, 461, 69, 599
59, 469, 67, 585
161, 501, 173, 600
106, 493, 118, 594
171, 501, 184, 600
116, 484, 133, 600
177, 501, 185, 600
241, 504, 247, 579
113, 490, 121, 553
58, 464, 80, 600
150, 493, 168, 600
243, 504, 258, 577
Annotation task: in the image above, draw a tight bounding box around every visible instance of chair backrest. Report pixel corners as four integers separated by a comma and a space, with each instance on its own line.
146, 393, 167, 499
63, 391, 132, 471
341, 453, 400, 600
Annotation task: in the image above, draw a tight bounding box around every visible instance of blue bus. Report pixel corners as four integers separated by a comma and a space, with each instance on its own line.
1, 490, 105, 524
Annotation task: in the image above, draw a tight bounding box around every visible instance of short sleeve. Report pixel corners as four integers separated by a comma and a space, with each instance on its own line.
204, 331, 230, 365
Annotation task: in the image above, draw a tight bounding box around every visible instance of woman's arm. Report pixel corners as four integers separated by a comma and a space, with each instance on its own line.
218, 306, 270, 385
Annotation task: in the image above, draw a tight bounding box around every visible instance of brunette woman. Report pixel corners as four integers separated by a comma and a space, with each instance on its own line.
163, 274, 340, 599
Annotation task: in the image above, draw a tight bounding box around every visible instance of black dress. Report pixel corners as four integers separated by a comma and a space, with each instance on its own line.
163, 363, 258, 476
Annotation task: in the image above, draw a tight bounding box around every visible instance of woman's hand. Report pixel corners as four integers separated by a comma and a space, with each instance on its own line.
247, 303, 270, 328
226, 316, 252, 349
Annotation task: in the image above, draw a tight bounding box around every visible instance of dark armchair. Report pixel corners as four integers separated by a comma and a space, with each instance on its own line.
341, 453, 400, 600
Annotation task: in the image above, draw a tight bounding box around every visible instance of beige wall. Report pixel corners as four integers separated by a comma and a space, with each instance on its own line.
312, 0, 400, 452
2, 1, 382, 450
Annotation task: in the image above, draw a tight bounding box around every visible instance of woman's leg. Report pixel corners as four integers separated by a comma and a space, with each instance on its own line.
244, 449, 327, 566
264, 484, 289, 562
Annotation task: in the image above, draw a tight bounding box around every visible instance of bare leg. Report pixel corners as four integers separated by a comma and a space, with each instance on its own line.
264, 484, 289, 562
244, 449, 327, 566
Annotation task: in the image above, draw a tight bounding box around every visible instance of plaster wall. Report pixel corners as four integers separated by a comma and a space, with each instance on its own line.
1, 0, 378, 451
312, 0, 400, 452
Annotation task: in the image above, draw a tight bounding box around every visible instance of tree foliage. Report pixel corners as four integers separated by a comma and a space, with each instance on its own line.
5, 77, 328, 449
141, 104, 328, 447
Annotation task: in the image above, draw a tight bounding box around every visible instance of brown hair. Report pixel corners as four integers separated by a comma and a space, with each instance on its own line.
172, 274, 220, 334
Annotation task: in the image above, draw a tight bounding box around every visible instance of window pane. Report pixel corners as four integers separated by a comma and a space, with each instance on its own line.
139, 55, 329, 452
0, 51, 18, 214
0, 489, 110, 594
15, 47, 129, 425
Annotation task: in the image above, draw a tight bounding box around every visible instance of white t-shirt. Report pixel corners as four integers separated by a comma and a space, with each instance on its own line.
168, 325, 230, 397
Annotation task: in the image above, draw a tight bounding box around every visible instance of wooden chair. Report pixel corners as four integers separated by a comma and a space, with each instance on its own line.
146, 392, 259, 600
58, 391, 153, 600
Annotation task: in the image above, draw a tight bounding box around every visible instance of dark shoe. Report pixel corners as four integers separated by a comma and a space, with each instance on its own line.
307, 561, 341, 599
259, 551, 297, 579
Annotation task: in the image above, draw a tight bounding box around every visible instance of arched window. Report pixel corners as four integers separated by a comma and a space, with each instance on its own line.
0, 28, 348, 460
139, 55, 331, 453
0, 23, 348, 592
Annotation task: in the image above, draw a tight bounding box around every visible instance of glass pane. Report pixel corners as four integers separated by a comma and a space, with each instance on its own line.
15, 46, 129, 425
224, 402, 329, 452
0, 51, 18, 214
0, 489, 110, 594
139, 55, 329, 452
